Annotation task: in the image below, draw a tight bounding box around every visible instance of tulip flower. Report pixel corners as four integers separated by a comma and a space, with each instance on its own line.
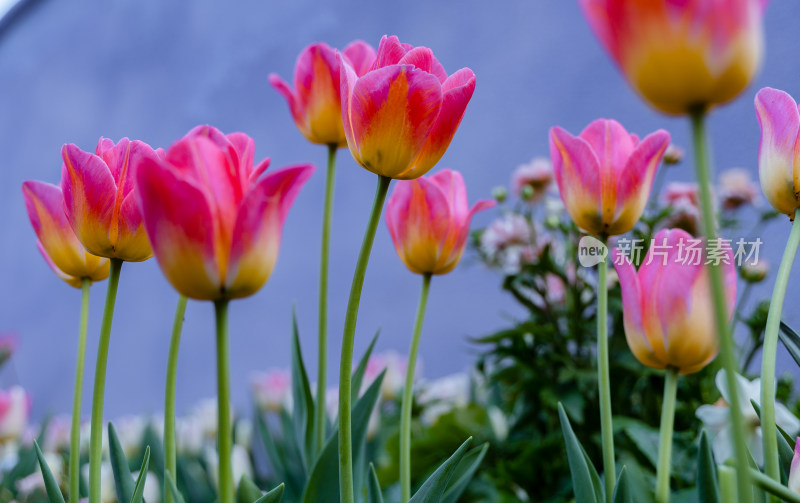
550, 119, 670, 237
613, 228, 736, 374
270, 41, 377, 146
136, 125, 314, 301
791, 438, 800, 494
385, 169, 494, 275
340, 35, 476, 180
22, 180, 110, 288
0, 386, 31, 442
755, 88, 800, 217
61, 138, 162, 262
581, 0, 767, 115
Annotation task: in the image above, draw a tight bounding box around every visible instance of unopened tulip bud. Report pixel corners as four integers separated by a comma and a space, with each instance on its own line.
740, 260, 768, 283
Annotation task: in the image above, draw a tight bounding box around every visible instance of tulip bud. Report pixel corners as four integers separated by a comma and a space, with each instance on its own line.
755, 88, 800, 217
581, 0, 767, 115
550, 119, 670, 237
385, 169, 495, 275
613, 228, 736, 374
740, 259, 768, 283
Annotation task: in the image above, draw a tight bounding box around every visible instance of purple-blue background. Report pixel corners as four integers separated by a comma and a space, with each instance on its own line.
1, 1, 799, 419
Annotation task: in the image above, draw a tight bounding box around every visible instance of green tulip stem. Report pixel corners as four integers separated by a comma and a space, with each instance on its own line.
597, 247, 615, 501
70, 278, 91, 503
760, 207, 800, 493
315, 144, 338, 455
691, 108, 752, 503
215, 299, 234, 503
719, 465, 739, 503
164, 295, 188, 503
89, 258, 123, 503
400, 273, 432, 502
655, 367, 679, 503
338, 174, 392, 503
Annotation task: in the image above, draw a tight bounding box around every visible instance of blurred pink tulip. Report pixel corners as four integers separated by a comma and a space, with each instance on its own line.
22, 180, 110, 288
790, 438, 800, 493
511, 157, 553, 202
136, 126, 313, 300
755, 87, 800, 216
385, 169, 494, 275
550, 119, 670, 236
581, 0, 767, 115
0, 386, 31, 442
340, 35, 476, 180
61, 138, 162, 262
270, 41, 376, 146
613, 228, 736, 374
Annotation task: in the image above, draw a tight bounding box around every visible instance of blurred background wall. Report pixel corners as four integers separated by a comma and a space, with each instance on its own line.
1, 0, 799, 419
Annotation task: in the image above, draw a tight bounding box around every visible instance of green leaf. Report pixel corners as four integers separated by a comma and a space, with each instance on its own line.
108, 422, 135, 503
130, 446, 150, 503
441, 443, 489, 503
165, 472, 186, 503
779, 321, 800, 369
301, 370, 386, 503
612, 466, 633, 503
255, 483, 285, 503
409, 437, 473, 503
558, 403, 602, 503
351, 330, 380, 402
367, 463, 384, 503
697, 430, 720, 503
291, 308, 316, 468
33, 441, 65, 503
776, 423, 794, 484
237, 474, 263, 503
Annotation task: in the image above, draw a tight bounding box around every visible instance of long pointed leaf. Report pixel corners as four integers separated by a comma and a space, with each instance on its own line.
441, 443, 489, 503
409, 437, 473, 503
130, 446, 150, 503
558, 403, 601, 503
255, 483, 285, 503
237, 474, 263, 503
368, 463, 384, 503
109, 422, 135, 503
351, 330, 380, 402
301, 370, 386, 503
612, 466, 633, 503
165, 472, 186, 503
291, 309, 315, 468
780, 321, 800, 368
697, 430, 720, 503
34, 441, 65, 503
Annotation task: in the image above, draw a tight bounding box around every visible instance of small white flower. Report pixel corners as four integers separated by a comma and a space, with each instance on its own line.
696, 370, 800, 466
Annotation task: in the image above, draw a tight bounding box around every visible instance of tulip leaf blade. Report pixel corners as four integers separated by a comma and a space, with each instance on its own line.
165, 472, 187, 503
441, 442, 489, 503
558, 403, 602, 503
301, 369, 386, 503
33, 441, 66, 503
779, 321, 800, 369
697, 430, 720, 503
290, 308, 316, 469
611, 466, 633, 503
409, 437, 473, 503
351, 329, 380, 403
368, 463, 384, 503
237, 474, 264, 503
255, 483, 285, 503
108, 422, 136, 503
129, 446, 150, 503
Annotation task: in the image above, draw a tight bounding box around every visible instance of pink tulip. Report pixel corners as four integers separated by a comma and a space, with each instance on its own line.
613, 228, 736, 374
719, 168, 759, 211
340, 35, 476, 180
581, 0, 767, 115
136, 126, 313, 300
511, 157, 554, 202
550, 119, 670, 237
790, 438, 800, 493
22, 180, 110, 288
270, 41, 377, 146
61, 138, 162, 262
754, 87, 800, 216
385, 169, 494, 275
